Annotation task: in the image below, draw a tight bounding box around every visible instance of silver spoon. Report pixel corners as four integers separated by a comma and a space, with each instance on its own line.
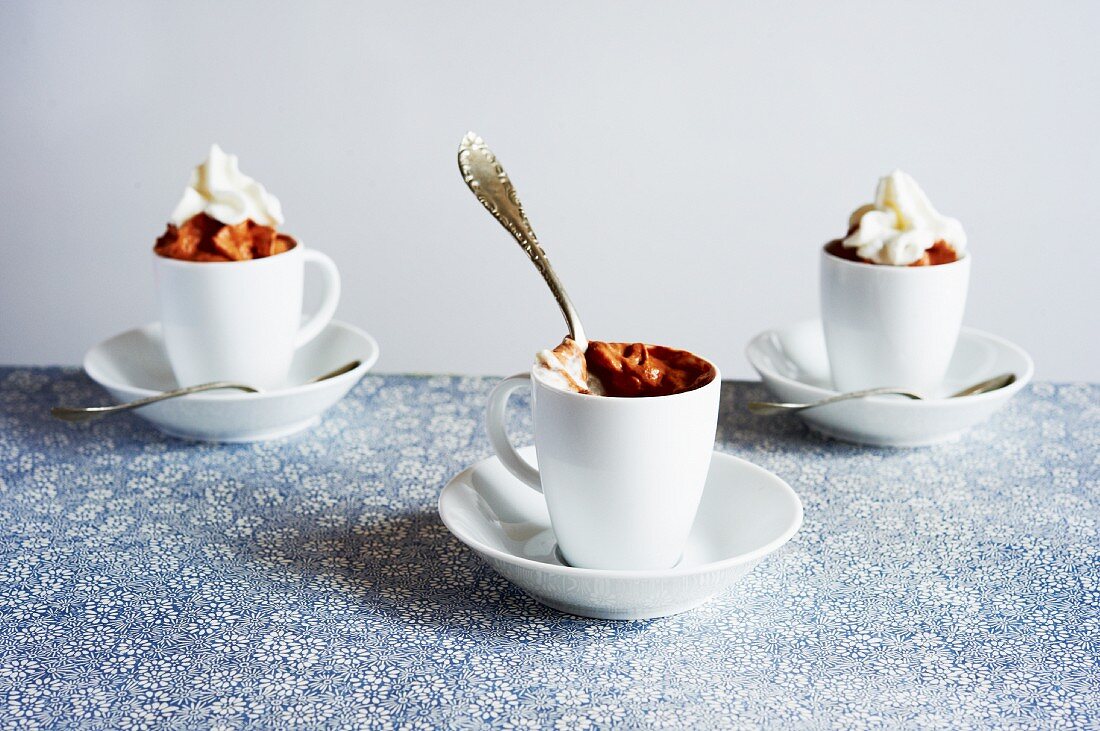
747, 373, 1016, 416
458, 132, 587, 350
51, 359, 362, 423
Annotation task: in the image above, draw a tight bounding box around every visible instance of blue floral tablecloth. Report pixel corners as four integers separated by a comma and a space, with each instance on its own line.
0, 368, 1097, 730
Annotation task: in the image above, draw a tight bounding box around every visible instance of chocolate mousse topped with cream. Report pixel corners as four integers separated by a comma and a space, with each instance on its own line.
828, 170, 967, 267
535, 338, 715, 398
154, 145, 294, 262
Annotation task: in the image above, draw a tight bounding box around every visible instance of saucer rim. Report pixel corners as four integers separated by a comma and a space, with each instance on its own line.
438, 448, 804, 581
745, 319, 1034, 407
83, 319, 380, 402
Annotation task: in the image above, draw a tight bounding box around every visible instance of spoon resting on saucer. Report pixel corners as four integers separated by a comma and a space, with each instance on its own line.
50, 359, 362, 423
747, 373, 1016, 416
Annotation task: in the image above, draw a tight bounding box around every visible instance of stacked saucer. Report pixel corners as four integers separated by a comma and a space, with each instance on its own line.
83, 320, 379, 442
439, 447, 803, 620
746, 319, 1033, 447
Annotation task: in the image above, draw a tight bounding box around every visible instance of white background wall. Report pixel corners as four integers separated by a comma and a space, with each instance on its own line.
2, 1, 1098, 380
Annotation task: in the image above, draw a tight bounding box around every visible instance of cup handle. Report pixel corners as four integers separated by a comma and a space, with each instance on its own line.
295, 249, 341, 349
485, 373, 542, 493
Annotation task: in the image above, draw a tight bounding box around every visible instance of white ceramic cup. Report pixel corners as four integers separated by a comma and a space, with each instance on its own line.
820, 246, 970, 394
486, 360, 720, 570
153, 242, 340, 389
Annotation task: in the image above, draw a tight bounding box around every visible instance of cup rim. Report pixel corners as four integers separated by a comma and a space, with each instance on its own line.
820, 242, 970, 271
152, 234, 301, 266
530, 348, 721, 401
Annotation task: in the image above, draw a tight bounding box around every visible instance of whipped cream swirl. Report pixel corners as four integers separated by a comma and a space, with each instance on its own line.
170, 144, 284, 227
843, 170, 966, 266
534, 339, 603, 395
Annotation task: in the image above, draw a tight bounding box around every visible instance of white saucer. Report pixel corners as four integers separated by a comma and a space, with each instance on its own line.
83, 320, 379, 442
438, 447, 803, 620
746, 319, 1034, 447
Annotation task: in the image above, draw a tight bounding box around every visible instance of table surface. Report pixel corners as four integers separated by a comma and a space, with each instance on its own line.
0, 368, 1097, 730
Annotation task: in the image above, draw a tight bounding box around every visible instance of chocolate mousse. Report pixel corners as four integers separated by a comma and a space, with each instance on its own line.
536, 338, 715, 398
156, 212, 294, 262
825, 239, 958, 267
586, 342, 714, 397
153, 144, 294, 263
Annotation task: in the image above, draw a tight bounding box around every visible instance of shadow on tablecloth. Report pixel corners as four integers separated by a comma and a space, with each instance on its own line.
220, 505, 665, 633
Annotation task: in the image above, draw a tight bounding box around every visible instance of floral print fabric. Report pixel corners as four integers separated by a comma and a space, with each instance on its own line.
0, 369, 1097, 729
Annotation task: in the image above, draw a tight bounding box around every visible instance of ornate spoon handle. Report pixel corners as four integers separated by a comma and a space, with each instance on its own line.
50, 359, 362, 423
747, 373, 1016, 416
747, 387, 923, 415
458, 132, 587, 350
51, 382, 259, 422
